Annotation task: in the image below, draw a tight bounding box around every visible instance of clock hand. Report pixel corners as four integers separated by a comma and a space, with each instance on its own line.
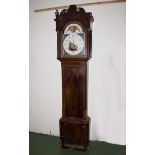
72, 34, 74, 44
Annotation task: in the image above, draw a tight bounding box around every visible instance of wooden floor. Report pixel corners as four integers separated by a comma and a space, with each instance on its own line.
29, 132, 126, 155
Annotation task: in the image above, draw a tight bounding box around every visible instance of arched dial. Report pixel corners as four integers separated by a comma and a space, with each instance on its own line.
63, 24, 84, 56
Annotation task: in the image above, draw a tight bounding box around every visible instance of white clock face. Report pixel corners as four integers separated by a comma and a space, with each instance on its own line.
63, 33, 84, 55
63, 23, 85, 56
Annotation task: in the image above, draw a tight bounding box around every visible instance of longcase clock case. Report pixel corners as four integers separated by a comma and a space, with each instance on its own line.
54, 5, 94, 151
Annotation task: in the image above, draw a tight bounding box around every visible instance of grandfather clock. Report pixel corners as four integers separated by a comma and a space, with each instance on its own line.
54, 5, 94, 151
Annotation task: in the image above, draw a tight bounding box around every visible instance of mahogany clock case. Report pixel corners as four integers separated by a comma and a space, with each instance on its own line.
54, 5, 94, 151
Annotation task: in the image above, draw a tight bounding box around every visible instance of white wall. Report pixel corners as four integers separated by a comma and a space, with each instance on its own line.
30, 0, 126, 145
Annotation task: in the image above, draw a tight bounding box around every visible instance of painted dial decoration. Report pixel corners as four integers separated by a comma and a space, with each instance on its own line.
63, 24, 84, 56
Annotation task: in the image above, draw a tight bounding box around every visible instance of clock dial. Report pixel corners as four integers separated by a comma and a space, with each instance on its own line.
63, 23, 85, 56
63, 33, 84, 55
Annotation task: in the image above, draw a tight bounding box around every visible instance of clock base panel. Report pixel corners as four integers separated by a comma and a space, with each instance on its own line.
59, 116, 90, 151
